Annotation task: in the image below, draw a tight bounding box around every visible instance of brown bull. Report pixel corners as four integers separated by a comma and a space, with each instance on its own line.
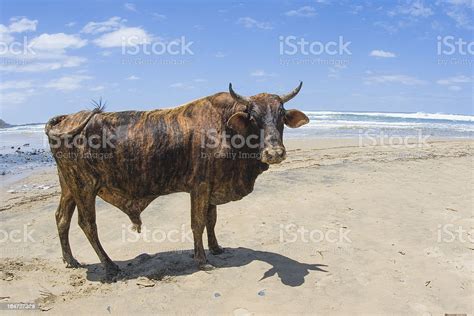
45, 83, 309, 279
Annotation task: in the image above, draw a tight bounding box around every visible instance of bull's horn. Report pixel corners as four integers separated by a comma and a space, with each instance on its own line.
229, 83, 251, 106
280, 81, 303, 103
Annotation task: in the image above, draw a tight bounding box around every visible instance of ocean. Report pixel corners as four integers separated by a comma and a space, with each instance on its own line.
285, 111, 474, 138
0, 111, 473, 175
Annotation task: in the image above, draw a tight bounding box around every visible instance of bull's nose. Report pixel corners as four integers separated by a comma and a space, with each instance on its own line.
261, 146, 286, 164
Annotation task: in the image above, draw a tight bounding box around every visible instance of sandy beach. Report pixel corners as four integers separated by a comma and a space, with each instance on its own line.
0, 138, 472, 315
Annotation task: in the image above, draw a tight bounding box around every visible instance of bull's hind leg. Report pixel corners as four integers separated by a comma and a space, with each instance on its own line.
55, 189, 80, 268
206, 204, 224, 255
76, 193, 120, 280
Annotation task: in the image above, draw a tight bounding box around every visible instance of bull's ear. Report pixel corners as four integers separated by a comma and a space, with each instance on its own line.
227, 112, 249, 134
284, 109, 309, 128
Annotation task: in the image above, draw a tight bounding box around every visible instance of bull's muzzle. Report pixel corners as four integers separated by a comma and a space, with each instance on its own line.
261, 146, 286, 164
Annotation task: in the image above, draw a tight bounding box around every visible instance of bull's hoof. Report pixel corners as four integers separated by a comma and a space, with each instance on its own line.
199, 263, 215, 271
104, 263, 121, 282
210, 246, 224, 255
64, 258, 81, 268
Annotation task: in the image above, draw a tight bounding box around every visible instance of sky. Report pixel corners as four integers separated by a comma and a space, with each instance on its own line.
0, 0, 473, 124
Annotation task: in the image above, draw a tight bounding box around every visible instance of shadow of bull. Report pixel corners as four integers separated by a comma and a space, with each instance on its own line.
84, 247, 328, 287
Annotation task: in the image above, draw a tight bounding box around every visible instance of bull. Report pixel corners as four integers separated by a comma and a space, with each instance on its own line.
45, 83, 308, 279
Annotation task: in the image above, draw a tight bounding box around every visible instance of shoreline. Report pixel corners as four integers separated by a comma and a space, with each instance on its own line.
1, 136, 472, 183
1, 136, 472, 189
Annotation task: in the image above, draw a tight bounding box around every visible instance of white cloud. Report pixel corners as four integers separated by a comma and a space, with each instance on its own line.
126, 75, 140, 80
45, 75, 92, 91
0, 25, 14, 44
81, 17, 126, 34
65, 22, 76, 27
250, 70, 277, 77
8, 17, 38, 33
124, 3, 138, 12
0, 91, 31, 104
436, 75, 472, 85
170, 82, 184, 88
100, 51, 112, 56
0, 55, 86, 73
152, 13, 167, 20
448, 85, 462, 91
237, 17, 273, 30
446, 8, 474, 29
250, 70, 277, 82
365, 74, 427, 85
0, 78, 36, 105
169, 82, 195, 89
31, 33, 87, 52
349, 5, 364, 14
443, 0, 473, 6
169, 79, 206, 89
369, 50, 397, 58
436, 0, 474, 29
285, 6, 316, 17
93, 27, 152, 47
215, 51, 226, 58
0, 17, 37, 44
328, 64, 347, 79
90, 85, 105, 91
0, 80, 33, 90
0, 17, 87, 73
373, 21, 399, 34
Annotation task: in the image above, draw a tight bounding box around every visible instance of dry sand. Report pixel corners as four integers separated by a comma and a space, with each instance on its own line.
0, 138, 472, 315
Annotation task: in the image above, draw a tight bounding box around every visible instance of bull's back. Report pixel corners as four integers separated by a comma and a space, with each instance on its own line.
55, 108, 201, 197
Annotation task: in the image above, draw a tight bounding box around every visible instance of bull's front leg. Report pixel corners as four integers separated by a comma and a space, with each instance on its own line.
207, 204, 224, 255
190, 185, 213, 270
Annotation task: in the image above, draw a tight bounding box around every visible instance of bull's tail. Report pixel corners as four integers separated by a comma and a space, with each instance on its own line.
45, 99, 106, 138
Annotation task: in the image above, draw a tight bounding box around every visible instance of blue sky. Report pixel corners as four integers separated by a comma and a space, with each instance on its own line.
0, 0, 473, 124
